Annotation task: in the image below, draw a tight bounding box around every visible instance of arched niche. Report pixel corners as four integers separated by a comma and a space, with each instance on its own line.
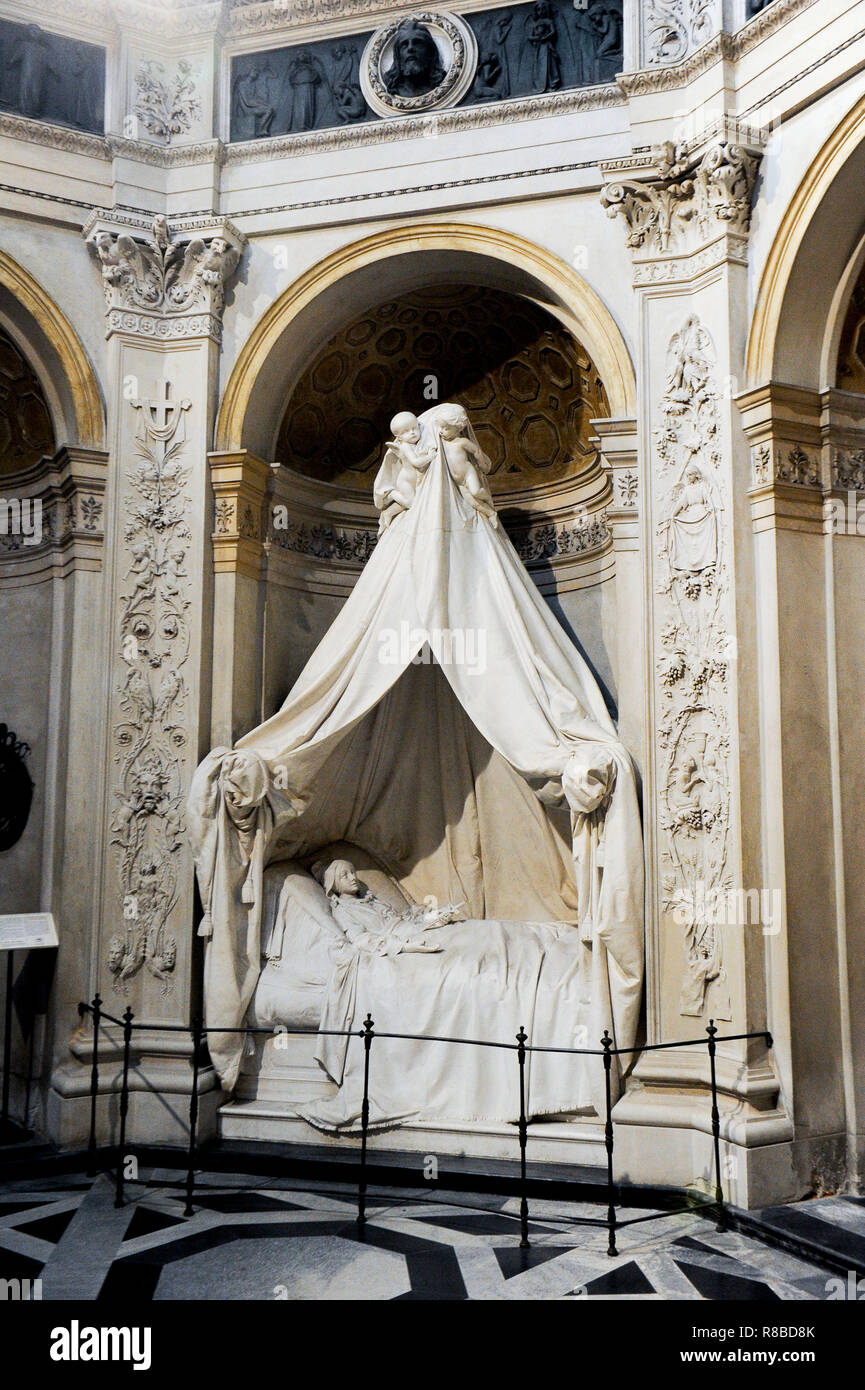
216, 222, 635, 460
747, 90, 865, 392
0, 249, 104, 458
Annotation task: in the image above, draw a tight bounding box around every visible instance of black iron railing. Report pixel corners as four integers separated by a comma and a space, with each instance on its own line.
76, 995, 772, 1255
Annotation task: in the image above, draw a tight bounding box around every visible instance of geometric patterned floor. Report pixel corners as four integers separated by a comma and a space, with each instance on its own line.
2, 1167, 862, 1300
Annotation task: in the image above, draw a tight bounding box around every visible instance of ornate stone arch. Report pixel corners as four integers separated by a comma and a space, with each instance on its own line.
215, 222, 636, 458
0, 249, 104, 452
746, 90, 865, 391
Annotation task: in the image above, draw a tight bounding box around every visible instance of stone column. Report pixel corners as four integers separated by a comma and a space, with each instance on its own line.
48, 211, 245, 1146
600, 122, 795, 1206
593, 417, 645, 771
736, 383, 865, 1189
208, 449, 272, 747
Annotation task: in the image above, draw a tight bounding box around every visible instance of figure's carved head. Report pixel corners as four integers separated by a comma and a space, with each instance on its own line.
390, 410, 421, 443
384, 19, 446, 97
434, 402, 469, 441
107, 934, 126, 972
314, 858, 361, 897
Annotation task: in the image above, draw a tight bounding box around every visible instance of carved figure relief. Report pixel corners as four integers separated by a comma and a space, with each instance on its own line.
108, 379, 192, 993
0, 17, 105, 134
228, 0, 623, 141
383, 17, 447, 97
362, 12, 477, 116
654, 315, 733, 1019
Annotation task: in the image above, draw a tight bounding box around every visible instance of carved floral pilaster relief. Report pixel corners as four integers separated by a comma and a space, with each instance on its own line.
133, 58, 202, 144
654, 315, 733, 1019
644, 0, 722, 66
108, 379, 192, 993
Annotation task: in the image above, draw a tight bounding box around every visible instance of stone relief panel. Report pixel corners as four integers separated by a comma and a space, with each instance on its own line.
0, 326, 55, 476
0, 18, 105, 134
654, 315, 733, 1020
276, 285, 609, 495
643, 0, 721, 65
229, 0, 622, 141
751, 441, 819, 487
108, 379, 192, 995
133, 57, 202, 144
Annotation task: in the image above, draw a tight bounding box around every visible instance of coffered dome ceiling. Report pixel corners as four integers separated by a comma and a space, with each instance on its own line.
0, 325, 55, 476
276, 284, 609, 496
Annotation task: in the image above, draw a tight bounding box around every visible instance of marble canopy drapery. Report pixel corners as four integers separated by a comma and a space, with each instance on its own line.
188, 403, 645, 1102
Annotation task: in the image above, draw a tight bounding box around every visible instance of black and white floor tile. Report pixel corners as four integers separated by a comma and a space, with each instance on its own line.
1, 1169, 862, 1300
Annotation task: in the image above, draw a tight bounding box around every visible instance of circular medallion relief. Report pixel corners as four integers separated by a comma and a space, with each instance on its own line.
360, 12, 478, 118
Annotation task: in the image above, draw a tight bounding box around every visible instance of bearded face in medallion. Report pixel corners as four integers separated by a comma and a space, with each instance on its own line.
383, 19, 447, 97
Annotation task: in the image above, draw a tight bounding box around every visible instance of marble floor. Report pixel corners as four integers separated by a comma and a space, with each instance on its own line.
1, 1165, 863, 1300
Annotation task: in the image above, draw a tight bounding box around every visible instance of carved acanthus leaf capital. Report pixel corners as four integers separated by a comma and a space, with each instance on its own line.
83, 210, 245, 339
600, 124, 764, 260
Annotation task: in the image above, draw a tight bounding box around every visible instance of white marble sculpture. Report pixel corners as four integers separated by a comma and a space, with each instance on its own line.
374, 400, 497, 529
189, 401, 645, 1125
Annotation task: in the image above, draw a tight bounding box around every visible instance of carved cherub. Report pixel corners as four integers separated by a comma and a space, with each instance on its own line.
435, 403, 498, 526
375, 411, 436, 531
146, 933, 176, 983
108, 931, 146, 982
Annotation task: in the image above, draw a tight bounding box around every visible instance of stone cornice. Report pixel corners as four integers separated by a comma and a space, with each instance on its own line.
111, 0, 228, 37
223, 80, 625, 164
0, 446, 109, 574
0, 111, 226, 167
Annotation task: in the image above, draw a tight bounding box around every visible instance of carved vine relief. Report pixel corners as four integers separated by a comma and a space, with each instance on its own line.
108, 379, 192, 993
654, 314, 732, 1019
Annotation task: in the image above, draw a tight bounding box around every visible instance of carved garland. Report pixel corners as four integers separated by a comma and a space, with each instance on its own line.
108, 380, 193, 993
654, 315, 732, 1020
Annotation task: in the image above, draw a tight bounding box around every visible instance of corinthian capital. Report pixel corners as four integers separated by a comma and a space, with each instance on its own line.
83, 209, 246, 341
600, 120, 765, 262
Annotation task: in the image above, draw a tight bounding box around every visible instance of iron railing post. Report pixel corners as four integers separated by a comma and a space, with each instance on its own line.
114, 1005, 134, 1209
516, 1026, 530, 1249
357, 1013, 374, 1232
87, 993, 102, 1176
706, 1020, 726, 1232
602, 1029, 618, 1257
184, 1014, 204, 1217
